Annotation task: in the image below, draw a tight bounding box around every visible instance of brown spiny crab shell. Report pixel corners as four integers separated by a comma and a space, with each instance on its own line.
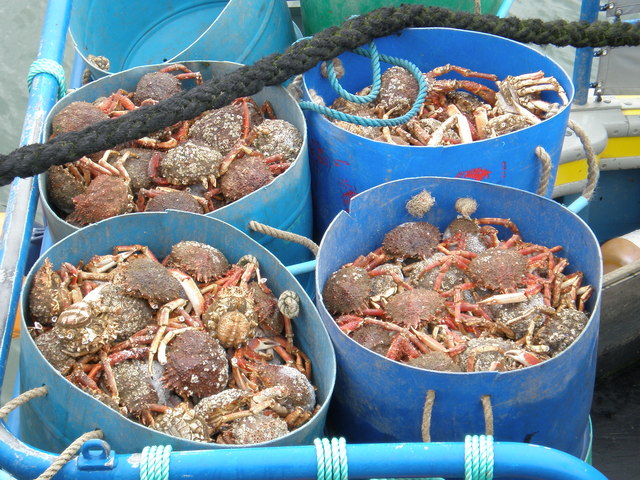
152, 402, 210, 442
47, 165, 87, 214
322, 266, 371, 315
66, 175, 133, 227
163, 240, 230, 283
193, 388, 245, 422
458, 337, 519, 372
133, 71, 182, 104
159, 140, 222, 186
51, 101, 109, 136
219, 155, 273, 203
222, 413, 289, 445
250, 119, 303, 163
144, 189, 205, 214
375, 66, 419, 116
203, 286, 258, 347
382, 221, 441, 258
99, 283, 155, 340
350, 323, 395, 356
255, 363, 316, 412
116, 257, 186, 305
443, 217, 490, 253
249, 282, 284, 336
34, 329, 75, 375
407, 351, 462, 372
408, 253, 467, 291
55, 284, 121, 357
534, 309, 589, 356
467, 247, 527, 290
29, 258, 73, 326
108, 360, 177, 418
384, 288, 446, 328
117, 148, 158, 194
161, 329, 229, 399
189, 103, 261, 155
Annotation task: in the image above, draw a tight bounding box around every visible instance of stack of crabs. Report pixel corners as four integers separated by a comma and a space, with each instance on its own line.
322, 62, 568, 145
28, 240, 318, 445
47, 64, 303, 227
322, 195, 593, 372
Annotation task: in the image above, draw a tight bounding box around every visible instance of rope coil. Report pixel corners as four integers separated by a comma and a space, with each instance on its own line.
464, 435, 494, 480
140, 445, 173, 480
314, 437, 348, 480
27, 58, 67, 99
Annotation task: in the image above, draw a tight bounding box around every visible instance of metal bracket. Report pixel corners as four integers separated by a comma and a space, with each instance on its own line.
76, 439, 116, 471
604, 1, 640, 16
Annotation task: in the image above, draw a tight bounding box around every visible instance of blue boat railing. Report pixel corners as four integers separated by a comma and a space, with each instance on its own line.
0, 0, 607, 478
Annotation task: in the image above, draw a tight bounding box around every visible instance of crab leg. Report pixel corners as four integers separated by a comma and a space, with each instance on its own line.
148, 298, 188, 371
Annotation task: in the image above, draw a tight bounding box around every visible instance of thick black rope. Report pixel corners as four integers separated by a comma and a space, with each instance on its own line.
3, 5, 640, 186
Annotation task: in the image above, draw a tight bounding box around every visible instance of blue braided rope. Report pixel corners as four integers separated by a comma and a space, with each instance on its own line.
27, 58, 66, 99
465, 435, 494, 480
326, 41, 381, 103
299, 43, 428, 127
315, 437, 349, 480
140, 445, 172, 480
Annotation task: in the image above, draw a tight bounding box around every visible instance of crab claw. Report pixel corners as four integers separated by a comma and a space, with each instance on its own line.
168, 269, 204, 316
505, 349, 542, 367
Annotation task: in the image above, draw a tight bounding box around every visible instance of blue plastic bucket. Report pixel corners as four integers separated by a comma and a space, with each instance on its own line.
302, 28, 574, 238
19, 211, 336, 453
70, 0, 298, 78
39, 61, 314, 292
315, 177, 602, 459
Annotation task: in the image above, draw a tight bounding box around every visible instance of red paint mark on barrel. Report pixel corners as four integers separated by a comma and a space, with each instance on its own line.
339, 178, 357, 207
456, 168, 491, 181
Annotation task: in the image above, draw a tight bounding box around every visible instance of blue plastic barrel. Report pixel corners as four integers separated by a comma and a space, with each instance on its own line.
39, 61, 314, 292
70, 0, 298, 78
302, 28, 574, 238
315, 177, 602, 459
19, 211, 335, 453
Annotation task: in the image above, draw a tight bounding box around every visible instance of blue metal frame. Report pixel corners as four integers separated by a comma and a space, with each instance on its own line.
0, 0, 607, 478
572, 0, 601, 105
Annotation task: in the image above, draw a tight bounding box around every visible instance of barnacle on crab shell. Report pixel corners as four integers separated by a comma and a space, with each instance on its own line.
152, 402, 210, 442
29, 258, 72, 326
222, 413, 289, 445
255, 364, 316, 412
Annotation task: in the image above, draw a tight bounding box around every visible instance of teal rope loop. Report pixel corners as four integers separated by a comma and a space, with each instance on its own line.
27, 58, 66, 99
314, 437, 348, 480
464, 435, 494, 480
326, 41, 382, 103
140, 445, 172, 480
299, 41, 428, 127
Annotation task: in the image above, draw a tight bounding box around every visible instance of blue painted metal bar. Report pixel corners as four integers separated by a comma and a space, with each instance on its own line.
0, 0, 72, 389
0, 423, 608, 480
572, 0, 601, 105
496, 0, 515, 18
